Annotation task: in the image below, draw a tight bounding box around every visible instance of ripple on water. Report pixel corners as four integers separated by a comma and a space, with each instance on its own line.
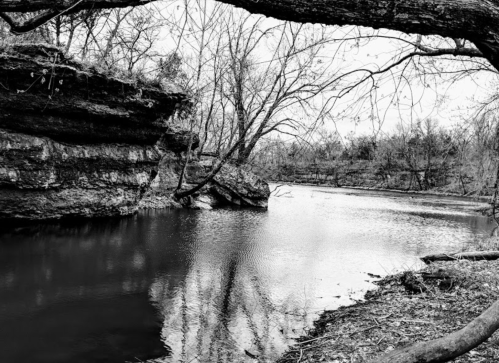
0, 185, 494, 363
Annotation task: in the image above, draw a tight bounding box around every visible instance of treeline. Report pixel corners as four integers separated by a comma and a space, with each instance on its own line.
2, 1, 498, 198
251, 116, 499, 196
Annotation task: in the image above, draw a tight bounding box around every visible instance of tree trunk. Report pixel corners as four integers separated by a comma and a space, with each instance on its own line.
0, 0, 154, 12
236, 106, 246, 165
214, 0, 499, 72
370, 298, 499, 363
4, 1, 499, 70
421, 251, 499, 264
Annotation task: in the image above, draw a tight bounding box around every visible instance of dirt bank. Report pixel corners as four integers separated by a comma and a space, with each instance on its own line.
278, 256, 499, 362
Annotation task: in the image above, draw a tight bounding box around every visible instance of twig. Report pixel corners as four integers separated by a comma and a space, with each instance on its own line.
270, 184, 285, 194
399, 319, 435, 325
376, 312, 394, 320
350, 325, 381, 336
297, 349, 303, 363
389, 329, 415, 337
295, 336, 328, 345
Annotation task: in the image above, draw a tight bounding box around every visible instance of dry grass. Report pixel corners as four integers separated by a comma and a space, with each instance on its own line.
462, 235, 499, 252
278, 259, 499, 363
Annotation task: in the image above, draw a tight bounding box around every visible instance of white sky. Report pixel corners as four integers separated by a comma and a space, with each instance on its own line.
150, 0, 498, 140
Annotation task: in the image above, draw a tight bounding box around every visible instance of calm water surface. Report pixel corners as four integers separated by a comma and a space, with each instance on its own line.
0, 185, 494, 363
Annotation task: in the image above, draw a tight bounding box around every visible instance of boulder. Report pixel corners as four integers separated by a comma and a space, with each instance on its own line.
210, 164, 271, 208
144, 156, 270, 209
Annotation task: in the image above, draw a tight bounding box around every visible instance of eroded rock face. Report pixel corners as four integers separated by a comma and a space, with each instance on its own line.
0, 45, 270, 219
0, 130, 161, 219
211, 164, 271, 208
144, 155, 270, 209
0, 44, 187, 144
0, 44, 190, 220
160, 125, 200, 154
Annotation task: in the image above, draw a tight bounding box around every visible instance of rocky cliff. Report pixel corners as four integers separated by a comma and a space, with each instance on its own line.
0, 44, 270, 220
0, 44, 190, 220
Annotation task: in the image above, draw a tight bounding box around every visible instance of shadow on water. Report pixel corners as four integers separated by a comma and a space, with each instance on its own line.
0, 212, 192, 363
0, 292, 167, 363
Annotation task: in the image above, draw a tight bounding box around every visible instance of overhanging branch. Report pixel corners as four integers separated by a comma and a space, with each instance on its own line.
216, 0, 499, 71
0, 0, 156, 34
0, 1, 84, 34
0, 0, 155, 12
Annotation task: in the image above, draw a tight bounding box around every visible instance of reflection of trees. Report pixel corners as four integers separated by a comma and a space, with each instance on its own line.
150, 210, 312, 363
0, 208, 316, 363
151, 268, 308, 363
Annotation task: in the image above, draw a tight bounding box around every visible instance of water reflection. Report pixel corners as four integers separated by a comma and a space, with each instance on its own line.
150, 209, 307, 362
0, 186, 495, 363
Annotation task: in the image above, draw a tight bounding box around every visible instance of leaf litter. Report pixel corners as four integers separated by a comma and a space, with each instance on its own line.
278, 259, 499, 363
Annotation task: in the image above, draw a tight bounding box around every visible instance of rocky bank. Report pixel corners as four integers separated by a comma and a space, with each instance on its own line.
142, 155, 271, 210
0, 44, 269, 221
266, 160, 480, 196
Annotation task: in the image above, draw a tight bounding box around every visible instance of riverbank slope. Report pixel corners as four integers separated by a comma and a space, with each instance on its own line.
258, 160, 493, 198
278, 245, 499, 362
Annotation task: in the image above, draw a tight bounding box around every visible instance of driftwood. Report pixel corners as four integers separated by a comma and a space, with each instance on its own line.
421, 251, 499, 264
370, 298, 499, 363
401, 270, 455, 294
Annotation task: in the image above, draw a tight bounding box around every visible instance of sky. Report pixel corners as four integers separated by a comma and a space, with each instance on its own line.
141, 0, 499, 140
302, 28, 497, 139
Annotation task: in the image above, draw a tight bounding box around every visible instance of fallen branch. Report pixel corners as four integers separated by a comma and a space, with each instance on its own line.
421, 251, 499, 264
370, 298, 499, 363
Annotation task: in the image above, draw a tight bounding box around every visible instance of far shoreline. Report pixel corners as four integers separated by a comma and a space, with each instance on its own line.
269, 180, 492, 204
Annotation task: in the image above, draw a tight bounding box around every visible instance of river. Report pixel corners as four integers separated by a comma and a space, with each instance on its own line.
0, 185, 494, 363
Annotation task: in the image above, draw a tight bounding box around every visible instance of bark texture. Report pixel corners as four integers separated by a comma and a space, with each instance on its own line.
2, 2, 499, 67
216, 0, 499, 71
3, 0, 499, 70
370, 298, 499, 363
0, 0, 154, 12
421, 251, 499, 264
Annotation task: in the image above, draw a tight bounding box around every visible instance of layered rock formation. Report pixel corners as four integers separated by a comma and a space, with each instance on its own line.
0, 44, 189, 220
210, 163, 271, 208
0, 44, 270, 220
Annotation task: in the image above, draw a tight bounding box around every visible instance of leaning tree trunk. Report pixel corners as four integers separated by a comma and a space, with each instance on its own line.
369, 299, 499, 363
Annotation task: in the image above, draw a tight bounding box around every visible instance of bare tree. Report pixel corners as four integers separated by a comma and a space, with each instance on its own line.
4, 1, 499, 360
222, 14, 341, 165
